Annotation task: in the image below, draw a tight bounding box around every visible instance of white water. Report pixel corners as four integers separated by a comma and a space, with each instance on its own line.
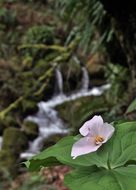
19, 67, 110, 159
80, 67, 89, 91
54, 68, 63, 94
0, 137, 3, 149
21, 106, 68, 158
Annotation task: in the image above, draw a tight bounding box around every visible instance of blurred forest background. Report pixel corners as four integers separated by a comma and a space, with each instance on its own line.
0, 0, 136, 189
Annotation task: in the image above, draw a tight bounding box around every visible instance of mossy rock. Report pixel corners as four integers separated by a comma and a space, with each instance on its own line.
0, 116, 18, 135
2, 127, 28, 155
23, 120, 39, 140
21, 100, 38, 117
0, 150, 18, 177
56, 95, 110, 134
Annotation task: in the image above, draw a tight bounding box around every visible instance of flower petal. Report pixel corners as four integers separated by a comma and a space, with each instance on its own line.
71, 137, 102, 159
79, 115, 104, 137
99, 123, 115, 143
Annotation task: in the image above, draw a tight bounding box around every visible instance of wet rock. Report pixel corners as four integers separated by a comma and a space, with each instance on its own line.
23, 120, 39, 140
2, 127, 28, 155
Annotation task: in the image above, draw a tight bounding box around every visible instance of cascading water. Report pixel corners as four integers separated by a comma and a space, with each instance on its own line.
80, 67, 89, 91
20, 67, 110, 159
0, 137, 3, 149
22, 107, 68, 158
54, 68, 63, 95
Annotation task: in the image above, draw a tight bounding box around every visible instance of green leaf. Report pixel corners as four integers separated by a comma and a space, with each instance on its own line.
64, 166, 136, 190
26, 121, 136, 190
26, 136, 109, 171
26, 121, 136, 171
109, 121, 136, 168
126, 98, 136, 113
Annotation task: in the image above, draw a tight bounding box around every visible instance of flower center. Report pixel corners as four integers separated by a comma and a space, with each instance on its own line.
95, 136, 104, 145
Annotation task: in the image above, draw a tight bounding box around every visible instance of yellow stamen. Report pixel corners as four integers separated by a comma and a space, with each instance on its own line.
95, 136, 104, 145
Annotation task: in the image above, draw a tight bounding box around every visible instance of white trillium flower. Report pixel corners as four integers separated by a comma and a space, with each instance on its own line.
71, 115, 115, 159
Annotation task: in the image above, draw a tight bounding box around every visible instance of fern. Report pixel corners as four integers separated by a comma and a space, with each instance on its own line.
56, 0, 114, 54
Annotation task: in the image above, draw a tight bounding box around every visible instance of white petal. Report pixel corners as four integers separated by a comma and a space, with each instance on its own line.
99, 123, 115, 143
79, 115, 104, 137
71, 137, 102, 159
79, 120, 91, 136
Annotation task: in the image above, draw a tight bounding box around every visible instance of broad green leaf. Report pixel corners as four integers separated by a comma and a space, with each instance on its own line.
26, 121, 136, 171
64, 166, 136, 190
26, 136, 109, 171
109, 122, 136, 168
126, 98, 136, 113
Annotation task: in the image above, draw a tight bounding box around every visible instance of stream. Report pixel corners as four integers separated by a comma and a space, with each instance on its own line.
21, 67, 110, 158
0, 67, 110, 159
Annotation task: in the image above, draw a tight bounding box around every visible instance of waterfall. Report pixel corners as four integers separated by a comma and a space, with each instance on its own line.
20, 67, 110, 159
21, 86, 110, 159
24, 107, 68, 154
54, 68, 63, 94
80, 67, 89, 91
0, 137, 3, 150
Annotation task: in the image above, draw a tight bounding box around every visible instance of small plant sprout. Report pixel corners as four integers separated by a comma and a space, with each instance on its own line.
71, 115, 115, 159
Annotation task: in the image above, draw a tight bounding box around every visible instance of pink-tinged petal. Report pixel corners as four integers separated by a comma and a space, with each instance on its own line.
79, 121, 91, 136
71, 137, 102, 159
79, 115, 104, 137
99, 123, 115, 143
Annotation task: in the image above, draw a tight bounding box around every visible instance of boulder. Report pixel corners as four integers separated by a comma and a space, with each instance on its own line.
2, 127, 28, 155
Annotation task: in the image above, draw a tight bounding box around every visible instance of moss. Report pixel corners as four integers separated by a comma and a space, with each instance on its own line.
0, 97, 23, 120
21, 99, 38, 117
21, 25, 55, 59
2, 127, 28, 155
23, 120, 39, 140
0, 150, 18, 177
23, 25, 54, 45
0, 115, 18, 135
0, 60, 55, 129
